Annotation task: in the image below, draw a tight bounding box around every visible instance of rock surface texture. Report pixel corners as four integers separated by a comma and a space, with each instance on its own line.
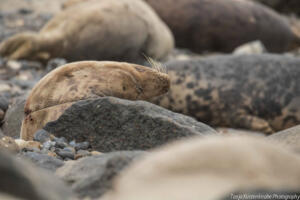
44, 97, 217, 152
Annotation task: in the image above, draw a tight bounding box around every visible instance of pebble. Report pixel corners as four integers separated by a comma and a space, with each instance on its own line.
20, 60, 43, 70
34, 129, 51, 143
42, 141, 56, 150
56, 147, 75, 160
69, 140, 76, 148
55, 140, 68, 149
7, 60, 22, 71
75, 150, 91, 160
0, 95, 9, 111
75, 141, 90, 151
53, 136, 68, 143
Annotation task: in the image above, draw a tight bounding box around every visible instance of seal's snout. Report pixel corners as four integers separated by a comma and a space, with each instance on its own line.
160, 74, 171, 93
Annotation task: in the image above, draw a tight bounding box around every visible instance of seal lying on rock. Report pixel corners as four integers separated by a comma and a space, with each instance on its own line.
0, 0, 174, 63
152, 54, 300, 134
21, 61, 170, 140
143, 0, 300, 53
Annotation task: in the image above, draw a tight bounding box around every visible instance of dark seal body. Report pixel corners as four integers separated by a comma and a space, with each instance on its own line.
144, 0, 300, 53
153, 54, 300, 134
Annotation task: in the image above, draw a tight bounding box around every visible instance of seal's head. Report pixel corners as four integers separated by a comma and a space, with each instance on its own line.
106, 62, 170, 100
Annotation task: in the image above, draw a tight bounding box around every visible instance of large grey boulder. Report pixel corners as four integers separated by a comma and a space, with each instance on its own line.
56, 151, 145, 199
44, 97, 217, 152
0, 151, 74, 200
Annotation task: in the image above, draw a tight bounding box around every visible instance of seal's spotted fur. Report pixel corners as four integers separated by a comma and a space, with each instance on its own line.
153, 54, 300, 134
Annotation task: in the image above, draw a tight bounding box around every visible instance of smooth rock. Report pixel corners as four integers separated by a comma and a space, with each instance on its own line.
102, 136, 300, 200
56, 147, 75, 160
42, 141, 55, 151
0, 95, 9, 111
33, 129, 51, 143
74, 141, 89, 151
74, 150, 91, 160
18, 151, 64, 172
44, 97, 217, 152
233, 40, 266, 55
56, 151, 145, 199
2, 95, 26, 138
269, 125, 300, 154
0, 150, 74, 200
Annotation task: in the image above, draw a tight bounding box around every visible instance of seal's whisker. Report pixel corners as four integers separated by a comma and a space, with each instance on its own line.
143, 54, 167, 74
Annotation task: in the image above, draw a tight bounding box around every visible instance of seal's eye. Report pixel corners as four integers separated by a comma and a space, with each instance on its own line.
123, 86, 126, 91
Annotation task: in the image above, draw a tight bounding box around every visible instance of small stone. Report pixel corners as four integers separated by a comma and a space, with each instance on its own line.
75, 141, 90, 151
20, 60, 42, 70
0, 95, 9, 111
56, 147, 75, 160
233, 40, 266, 55
69, 140, 76, 148
55, 140, 68, 149
7, 60, 21, 71
34, 129, 51, 143
75, 150, 91, 160
53, 137, 68, 143
42, 141, 56, 150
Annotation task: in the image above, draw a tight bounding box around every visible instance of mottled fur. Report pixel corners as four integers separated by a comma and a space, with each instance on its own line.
21, 61, 170, 140
152, 54, 300, 134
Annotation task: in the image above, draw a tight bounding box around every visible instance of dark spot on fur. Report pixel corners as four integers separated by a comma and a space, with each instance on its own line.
186, 95, 192, 102
194, 88, 212, 100
123, 86, 126, 91
187, 82, 194, 88
176, 79, 183, 84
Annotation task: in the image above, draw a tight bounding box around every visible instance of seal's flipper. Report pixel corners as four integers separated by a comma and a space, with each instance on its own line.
231, 113, 274, 134
0, 32, 38, 60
